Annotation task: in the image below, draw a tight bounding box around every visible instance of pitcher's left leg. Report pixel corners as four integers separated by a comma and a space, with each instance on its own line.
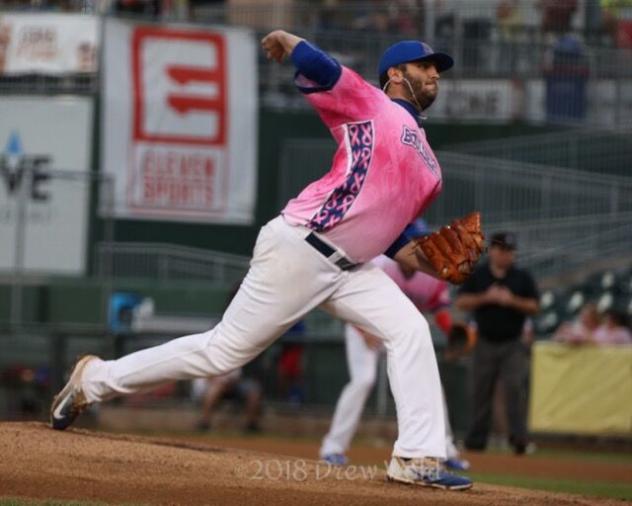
321, 265, 472, 490
321, 264, 445, 459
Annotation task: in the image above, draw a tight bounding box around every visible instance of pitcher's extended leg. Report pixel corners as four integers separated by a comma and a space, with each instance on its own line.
321, 263, 446, 459
82, 217, 344, 403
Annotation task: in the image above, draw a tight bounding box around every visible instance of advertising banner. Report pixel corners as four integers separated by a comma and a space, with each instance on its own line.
0, 14, 98, 74
0, 96, 93, 274
529, 342, 632, 435
101, 19, 257, 224
432, 79, 515, 121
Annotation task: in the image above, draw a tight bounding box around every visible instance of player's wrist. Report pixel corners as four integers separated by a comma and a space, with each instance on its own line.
280, 32, 304, 55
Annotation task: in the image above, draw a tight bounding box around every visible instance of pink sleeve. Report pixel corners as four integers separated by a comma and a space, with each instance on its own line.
298, 67, 386, 129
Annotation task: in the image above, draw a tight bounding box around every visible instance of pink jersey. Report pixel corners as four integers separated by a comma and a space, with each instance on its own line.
373, 256, 450, 312
282, 67, 442, 263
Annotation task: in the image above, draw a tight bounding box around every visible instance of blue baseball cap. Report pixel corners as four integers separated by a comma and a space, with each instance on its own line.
378, 41, 454, 77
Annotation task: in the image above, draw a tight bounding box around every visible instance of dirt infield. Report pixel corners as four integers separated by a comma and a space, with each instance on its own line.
0, 422, 625, 505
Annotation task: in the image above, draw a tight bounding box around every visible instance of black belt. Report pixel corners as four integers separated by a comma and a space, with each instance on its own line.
305, 232, 358, 271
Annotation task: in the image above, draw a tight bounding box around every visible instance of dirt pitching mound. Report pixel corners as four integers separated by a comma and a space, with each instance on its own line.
0, 422, 618, 505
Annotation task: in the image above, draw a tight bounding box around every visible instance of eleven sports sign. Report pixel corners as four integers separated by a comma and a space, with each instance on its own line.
101, 20, 257, 224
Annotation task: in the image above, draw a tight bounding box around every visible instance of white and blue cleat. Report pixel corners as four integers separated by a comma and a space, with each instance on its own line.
387, 456, 473, 491
49, 355, 97, 431
444, 457, 471, 472
321, 453, 349, 466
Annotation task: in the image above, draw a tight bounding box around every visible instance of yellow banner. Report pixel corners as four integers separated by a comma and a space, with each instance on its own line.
529, 342, 632, 435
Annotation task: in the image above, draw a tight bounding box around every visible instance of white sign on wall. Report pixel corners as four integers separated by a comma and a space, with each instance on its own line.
0, 96, 93, 274
0, 14, 98, 74
432, 80, 515, 121
101, 19, 258, 224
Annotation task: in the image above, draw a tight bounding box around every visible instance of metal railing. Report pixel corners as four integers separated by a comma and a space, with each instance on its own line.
447, 128, 632, 177
0, 73, 98, 95
498, 213, 632, 279
426, 152, 632, 224
94, 241, 250, 285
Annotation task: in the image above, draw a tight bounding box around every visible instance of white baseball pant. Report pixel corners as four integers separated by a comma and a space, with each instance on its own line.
81, 216, 446, 458
320, 325, 459, 459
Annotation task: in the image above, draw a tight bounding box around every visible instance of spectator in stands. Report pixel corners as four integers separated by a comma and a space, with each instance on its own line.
455, 231, 539, 455
113, 0, 160, 17
496, 0, 524, 72
193, 368, 263, 433
553, 302, 601, 345
593, 309, 632, 345
538, 0, 578, 37
393, 0, 425, 38
601, 0, 632, 48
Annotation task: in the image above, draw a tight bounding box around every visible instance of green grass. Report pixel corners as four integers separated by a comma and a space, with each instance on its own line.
527, 447, 632, 465
469, 472, 632, 501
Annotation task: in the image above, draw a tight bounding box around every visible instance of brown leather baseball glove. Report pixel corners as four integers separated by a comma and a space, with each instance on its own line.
415, 212, 485, 284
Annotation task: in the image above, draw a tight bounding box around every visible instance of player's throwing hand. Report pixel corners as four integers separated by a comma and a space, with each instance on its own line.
261, 30, 303, 63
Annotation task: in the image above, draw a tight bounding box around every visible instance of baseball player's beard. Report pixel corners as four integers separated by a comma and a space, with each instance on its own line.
404, 72, 437, 111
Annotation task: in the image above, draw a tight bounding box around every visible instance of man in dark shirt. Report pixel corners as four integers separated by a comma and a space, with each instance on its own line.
455, 232, 539, 454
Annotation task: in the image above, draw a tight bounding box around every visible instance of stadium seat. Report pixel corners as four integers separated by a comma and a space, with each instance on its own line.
596, 292, 614, 313
599, 271, 616, 290
579, 277, 602, 298
534, 309, 561, 335
539, 290, 557, 311
624, 274, 632, 295
564, 289, 585, 316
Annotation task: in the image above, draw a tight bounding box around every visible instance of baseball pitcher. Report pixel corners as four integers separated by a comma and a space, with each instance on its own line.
51, 30, 483, 491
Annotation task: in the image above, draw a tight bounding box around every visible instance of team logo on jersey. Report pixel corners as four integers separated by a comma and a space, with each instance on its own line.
308, 121, 373, 231
400, 125, 438, 177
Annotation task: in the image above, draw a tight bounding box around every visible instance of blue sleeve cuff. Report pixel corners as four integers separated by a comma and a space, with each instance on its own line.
384, 223, 420, 258
291, 40, 342, 93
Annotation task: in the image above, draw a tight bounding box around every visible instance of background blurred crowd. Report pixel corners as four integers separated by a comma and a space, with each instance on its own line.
0, 0, 631, 51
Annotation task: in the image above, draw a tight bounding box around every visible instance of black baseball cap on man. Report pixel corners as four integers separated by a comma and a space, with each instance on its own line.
490, 232, 517, 250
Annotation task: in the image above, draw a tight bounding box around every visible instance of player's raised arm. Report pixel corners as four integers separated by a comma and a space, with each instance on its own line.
262, 29, 384, 126
262, 29, 342, 91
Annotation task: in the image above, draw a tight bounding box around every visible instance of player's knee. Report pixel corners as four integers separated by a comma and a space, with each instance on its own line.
352, 373, 376, 393
393, 316, 432, 349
